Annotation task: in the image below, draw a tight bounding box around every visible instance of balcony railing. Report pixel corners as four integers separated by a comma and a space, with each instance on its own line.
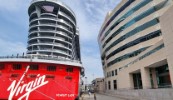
58, 11, 75, 25
0, 55, 81, 63
27, 42, 71, 51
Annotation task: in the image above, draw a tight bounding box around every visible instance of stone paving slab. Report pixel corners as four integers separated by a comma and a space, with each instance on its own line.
80, 93, 126, 100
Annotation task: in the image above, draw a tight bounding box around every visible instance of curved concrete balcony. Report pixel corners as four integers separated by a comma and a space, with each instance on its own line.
30, 18, 39, 23
27, 49, 71, 57
29, 24, 39, 30
29, 24, 73, 35
56, 31, 72, 39
28, 36, 72, 46
30, 17, 73, 30
27, 43, 72, 51
59, 11, 75, 23
29, 24, 57, 31
38, 17, 72, 28
29, 30, 72, 39
29, 22, 38, 27
29, 30, 39, 34
30, 17, 56, 24
40, 13, 57, 17
30, 10, 37, 17
58, 25, 73, 35
59, 19, 72, 28
30, 0, 76, 18
58, 11, 75, 26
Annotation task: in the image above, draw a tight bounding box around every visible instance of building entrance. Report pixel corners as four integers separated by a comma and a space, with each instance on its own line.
155, 64, 171, 88
133, 73, 143, 89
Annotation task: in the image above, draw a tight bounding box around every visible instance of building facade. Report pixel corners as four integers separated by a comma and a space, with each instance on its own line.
92, 78, 105, 93
98, 0, 173, 91
28, 0, 81, 61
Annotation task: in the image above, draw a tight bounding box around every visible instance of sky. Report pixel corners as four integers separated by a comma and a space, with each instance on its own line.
0, 0, 121, 83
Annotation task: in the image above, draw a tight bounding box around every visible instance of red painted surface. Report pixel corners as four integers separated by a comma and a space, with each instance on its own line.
0, 61, 80, 100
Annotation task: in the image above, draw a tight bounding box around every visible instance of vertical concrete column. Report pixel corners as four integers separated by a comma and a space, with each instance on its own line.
160, 6, 173, 87
151, 69, 158, 88
141, 68, 151, 89
36, 6, 41, 17
129, 73, 135, 89
167, 59, 173, 87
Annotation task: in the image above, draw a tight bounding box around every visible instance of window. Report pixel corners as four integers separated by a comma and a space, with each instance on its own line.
46, 75, 55, 79
107, 47, 149, 66
114, 80, 117, 90
108, 81, 111, 90
13, 64, 21, 70
0, 64, 4, 70
107, 30, 161, 61
103, 0, 153, 47
29, 74, 37, 78
47, 66, 56, 71
120, 44, 164, 71
66, 68, 73, 72
115, 69, 118, 76
112, 71, 114, 76
29, 64, 39, 70
65, 76, 72, 80
100, 0, 135, 37
106, 18, 159, 57
11, 74, 19, 77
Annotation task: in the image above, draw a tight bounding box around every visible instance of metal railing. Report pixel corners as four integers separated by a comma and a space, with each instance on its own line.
0, 55, 81, 64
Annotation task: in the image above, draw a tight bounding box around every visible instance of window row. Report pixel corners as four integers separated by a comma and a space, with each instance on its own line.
100, 0, 135, 37
106, 30, 161, 60
102, 0, 152, 47
119, 44, 165, 71
107, 46, 149, 67
0, 64, 73, 72
107, 69, 118, 77
105, 18, 159, 55
107, 80, 117, 90
103, 0, 167, 49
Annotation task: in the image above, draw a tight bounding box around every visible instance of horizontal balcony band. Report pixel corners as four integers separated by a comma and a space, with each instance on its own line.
28, 36, 72, 45
27, 49, 71, 57
40, 13, 57, 17
27, 43, 72, 51
29, 30, 72, 39
30, 17, 73, 28
30, 17, 72, 28
58, 11, 75, 26
30, 11, 37, 17
29, 23, 73, 35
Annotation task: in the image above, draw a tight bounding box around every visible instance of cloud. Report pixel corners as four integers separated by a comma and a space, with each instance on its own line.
82, 54, 103, 83
61, 0, 121, 83
0, 38, 26, 56
0, 0, 30, 12
62, 0, 121, 44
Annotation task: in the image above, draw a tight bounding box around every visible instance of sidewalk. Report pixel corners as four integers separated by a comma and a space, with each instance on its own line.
79, 93, 126, 100
80, 93, 95, 100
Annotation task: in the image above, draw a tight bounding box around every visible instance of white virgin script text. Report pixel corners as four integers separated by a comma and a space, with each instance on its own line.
7, 66, 49, 100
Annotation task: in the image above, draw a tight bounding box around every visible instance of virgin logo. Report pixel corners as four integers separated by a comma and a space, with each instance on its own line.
7, 66, 49, 100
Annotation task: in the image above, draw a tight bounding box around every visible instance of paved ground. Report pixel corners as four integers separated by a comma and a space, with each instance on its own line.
80, 93, 126, 100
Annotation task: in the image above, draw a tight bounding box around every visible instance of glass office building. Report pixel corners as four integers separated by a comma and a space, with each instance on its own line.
98, 0, 173, 90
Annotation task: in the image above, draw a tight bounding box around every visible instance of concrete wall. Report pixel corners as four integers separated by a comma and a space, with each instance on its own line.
160, 5, 173, 87
105, 89, 173, 100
